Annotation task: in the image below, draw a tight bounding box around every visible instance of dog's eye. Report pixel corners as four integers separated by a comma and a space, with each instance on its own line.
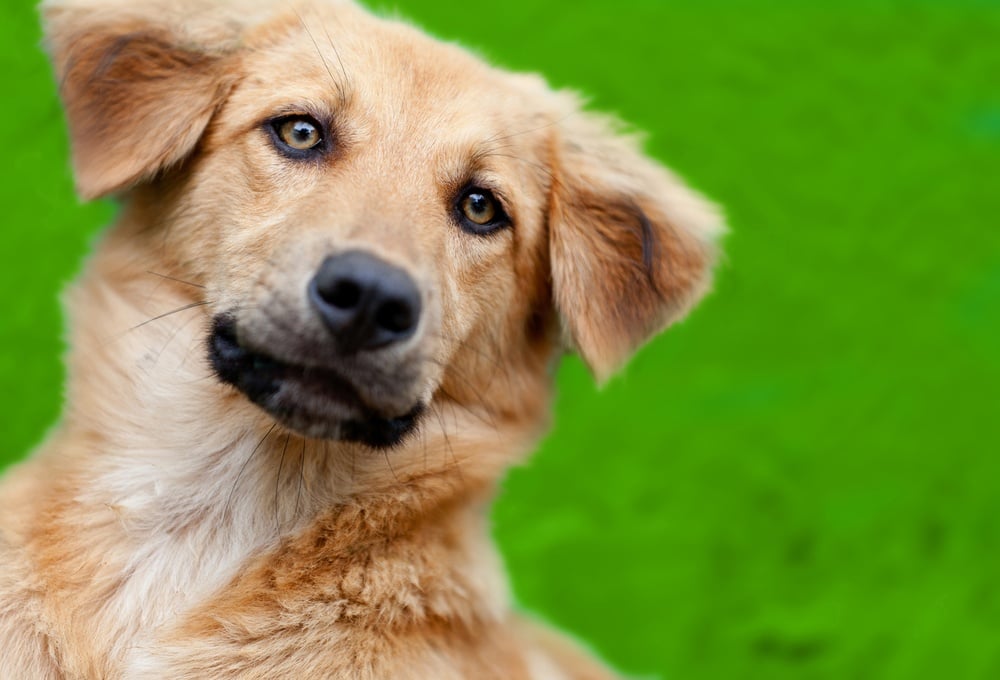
462, 192, 496, 225
270, 115, 325, 156
456, 188, 509, 235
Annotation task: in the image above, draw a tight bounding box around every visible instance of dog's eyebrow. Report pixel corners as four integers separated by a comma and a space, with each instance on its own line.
481, 114, 567, 147
441, 146, 504, 194
468, 141, 555, 184
294, 9, 351, 107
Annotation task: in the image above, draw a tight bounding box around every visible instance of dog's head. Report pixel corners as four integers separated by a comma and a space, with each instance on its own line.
45, 0, 723, 450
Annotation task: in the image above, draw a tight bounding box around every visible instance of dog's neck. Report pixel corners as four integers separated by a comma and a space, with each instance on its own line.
21, 222, 553, 675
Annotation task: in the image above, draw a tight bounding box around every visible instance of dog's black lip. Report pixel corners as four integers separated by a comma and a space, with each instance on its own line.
207, 315, 423, 449
209, 317, 359, 405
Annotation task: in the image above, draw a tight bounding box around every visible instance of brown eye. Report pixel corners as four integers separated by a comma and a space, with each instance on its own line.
455, 187, 510, 235
456, 186, 512, 236
461, 191, 498, 225
271, 115, 325, 154
279, 119, 321, 149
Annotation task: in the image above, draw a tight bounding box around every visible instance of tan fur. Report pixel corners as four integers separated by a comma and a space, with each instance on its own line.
0, 0, 724, 677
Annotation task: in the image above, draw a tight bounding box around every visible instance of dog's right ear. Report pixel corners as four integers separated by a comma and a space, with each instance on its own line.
42, 1, 242, 200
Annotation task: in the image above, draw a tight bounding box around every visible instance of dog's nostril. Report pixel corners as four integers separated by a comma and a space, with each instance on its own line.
326, 280, 362, 310
376, 299, 415, 334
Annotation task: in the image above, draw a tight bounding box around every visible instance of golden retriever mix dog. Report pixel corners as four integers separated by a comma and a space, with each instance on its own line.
0, 0, 723, 677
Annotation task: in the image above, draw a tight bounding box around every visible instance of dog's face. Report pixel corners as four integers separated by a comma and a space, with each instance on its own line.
182, 16, 562, 446
45, 0, 722, 450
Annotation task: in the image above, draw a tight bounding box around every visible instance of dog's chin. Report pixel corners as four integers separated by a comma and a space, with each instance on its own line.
207, 316, 424, 449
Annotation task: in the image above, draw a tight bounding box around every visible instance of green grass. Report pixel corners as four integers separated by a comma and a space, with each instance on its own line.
2, 1, 999, 677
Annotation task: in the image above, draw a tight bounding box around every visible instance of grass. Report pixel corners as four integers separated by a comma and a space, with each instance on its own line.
2, 0, 999, 677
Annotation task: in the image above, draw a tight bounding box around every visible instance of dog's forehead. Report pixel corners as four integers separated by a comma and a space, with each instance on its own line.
236, 6, 542, 140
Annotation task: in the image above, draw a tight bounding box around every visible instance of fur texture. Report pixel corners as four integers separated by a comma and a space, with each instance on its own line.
0, 0, 723, 677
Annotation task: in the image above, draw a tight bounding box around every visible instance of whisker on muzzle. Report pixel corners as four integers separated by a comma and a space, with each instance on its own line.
129, 301, 212, 333
144, 270, 207, 290
225, 423, 279, 522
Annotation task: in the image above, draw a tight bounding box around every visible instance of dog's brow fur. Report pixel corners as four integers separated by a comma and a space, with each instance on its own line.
0, 0, 724, 677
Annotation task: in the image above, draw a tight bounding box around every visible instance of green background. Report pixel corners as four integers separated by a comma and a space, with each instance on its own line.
2, 0, 999, 677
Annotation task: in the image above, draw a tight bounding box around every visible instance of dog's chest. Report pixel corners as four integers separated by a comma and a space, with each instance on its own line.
122, 520, 528, 678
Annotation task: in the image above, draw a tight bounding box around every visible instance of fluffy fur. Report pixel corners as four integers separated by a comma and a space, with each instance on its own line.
0, 0, 724, 677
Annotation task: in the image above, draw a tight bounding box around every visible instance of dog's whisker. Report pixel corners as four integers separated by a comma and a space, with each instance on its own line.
483, 326, 523, 397
421, 355, 504, 434
382, 449, 401, 484
149, 311, 202, 369
295, 437, 306, 519
275, 433, 291, 531
295, 8, 347, 106
319, 11, 351, 106
477, 151, 556, 182
128, 301, 211, 333
419, 411, 430, 475
436, 382, 501, 435
224, 424, 278, 522
429, 402, 464, 485
428, 328, 522, 402
349, 441, 356, 486
484, 111, 579, 147
429, 329, 506, 371
144, 270, 206, 290
177, 327, 211, 371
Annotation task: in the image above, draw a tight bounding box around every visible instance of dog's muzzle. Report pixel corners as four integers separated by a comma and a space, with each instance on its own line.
207, 251, 426, 449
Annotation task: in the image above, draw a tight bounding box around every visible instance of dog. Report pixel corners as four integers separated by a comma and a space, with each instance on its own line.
0, 0, 723, 677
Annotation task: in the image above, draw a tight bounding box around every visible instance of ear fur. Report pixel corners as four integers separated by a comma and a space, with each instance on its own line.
549, 96, 724, 382
42, 0, 243, 199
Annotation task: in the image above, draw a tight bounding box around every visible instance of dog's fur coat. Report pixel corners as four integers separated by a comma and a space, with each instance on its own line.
0, 0, 723, 677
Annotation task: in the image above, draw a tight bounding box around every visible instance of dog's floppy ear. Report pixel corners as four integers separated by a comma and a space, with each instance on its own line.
42, 0, 242, 199
548, 99, 724, 382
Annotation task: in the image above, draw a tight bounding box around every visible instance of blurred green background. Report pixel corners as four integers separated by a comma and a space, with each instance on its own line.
2, 0, 999, 677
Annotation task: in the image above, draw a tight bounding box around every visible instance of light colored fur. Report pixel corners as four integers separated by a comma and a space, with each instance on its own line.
0, 0, 724, 677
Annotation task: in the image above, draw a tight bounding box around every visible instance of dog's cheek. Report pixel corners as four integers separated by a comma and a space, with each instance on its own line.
155, 154, 277, 302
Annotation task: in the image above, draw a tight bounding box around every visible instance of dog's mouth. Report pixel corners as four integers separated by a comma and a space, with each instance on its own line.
207, 316, 423, 449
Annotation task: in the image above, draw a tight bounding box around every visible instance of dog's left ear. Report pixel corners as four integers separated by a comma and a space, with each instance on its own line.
43, 1, 242, 199
548, 101, 725, 383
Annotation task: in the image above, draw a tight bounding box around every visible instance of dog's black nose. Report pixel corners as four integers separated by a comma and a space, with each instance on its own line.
309, 251, 422, 353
